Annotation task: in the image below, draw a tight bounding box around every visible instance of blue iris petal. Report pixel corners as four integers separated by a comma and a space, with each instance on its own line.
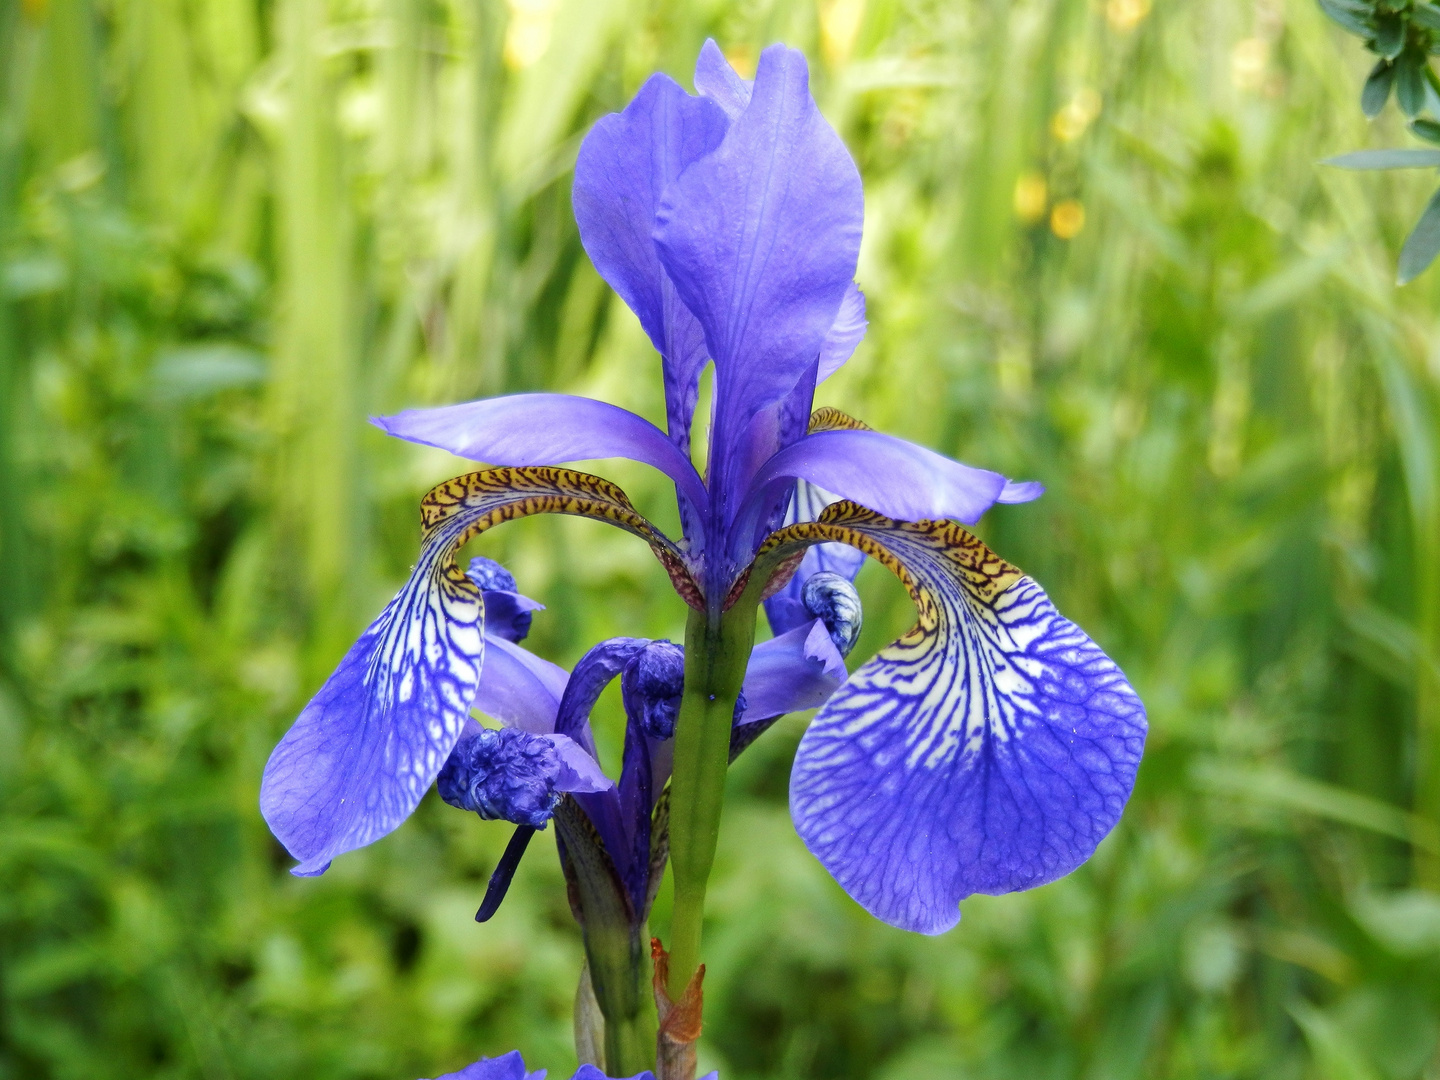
693, 38, 751, 118
764, 480, 867, 638
786, 517, 1147, 935
818, 282, 867, 382
653, 43, 863, 558
259, 503, 490, 876
573, 74, 729, 465
466, 555, 519, 592
467, 556, 544, 644
375, 394, 708, 516
424, 1050, 547, 1080
471, 631, 569, 734
438, 727, 610, 829
801, 571, 863, 656
739, 620, 848, 725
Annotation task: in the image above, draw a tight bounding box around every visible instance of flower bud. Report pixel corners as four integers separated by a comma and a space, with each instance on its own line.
802, 571, 863, 657
621, 640, 685, 739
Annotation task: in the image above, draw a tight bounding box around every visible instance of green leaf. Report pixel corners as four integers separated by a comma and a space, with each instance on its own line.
1412, 117, 1440, 142
1375, 11, 1407, 57
1397, 53, 1427, 115
1414, 1, 1440, 31
1362, 58, 1396, 116
1321, 147, 1440, 167
1319, 0, 1376, 35
1398, 185, 1440, 282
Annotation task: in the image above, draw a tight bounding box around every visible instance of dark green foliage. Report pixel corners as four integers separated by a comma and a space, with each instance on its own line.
1319, 0, 1440, 279
1399, 186, 1440, 281
1321, 0, 1377, 38
1, 1, 1439, 1079
1377, 12, 1408, 58
1397, 53, 1427, 115
1323, 148, 1440, 166
1364, 58, 1397, 117
1416, 1, 1440, 31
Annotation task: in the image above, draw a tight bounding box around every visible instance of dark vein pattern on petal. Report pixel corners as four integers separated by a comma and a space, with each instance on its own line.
260, 468, 692, 876
756, 504, 1147, 934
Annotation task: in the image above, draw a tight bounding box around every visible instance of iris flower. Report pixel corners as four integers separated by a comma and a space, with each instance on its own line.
260, 37, 1145, 1045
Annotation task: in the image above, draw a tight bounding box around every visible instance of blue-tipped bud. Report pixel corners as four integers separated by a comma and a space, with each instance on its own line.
802, 571, 863, 657
621, 640, 685, 740
438, 728, 564, 828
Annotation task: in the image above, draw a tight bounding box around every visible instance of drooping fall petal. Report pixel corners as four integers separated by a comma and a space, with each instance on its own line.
751, 503, 1146, 934
260, 469, 693, 875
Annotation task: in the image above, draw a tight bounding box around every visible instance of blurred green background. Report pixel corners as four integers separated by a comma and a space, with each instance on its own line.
3, 0, 1440, 1076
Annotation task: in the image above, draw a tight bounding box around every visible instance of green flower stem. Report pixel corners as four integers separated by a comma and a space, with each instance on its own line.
666, 600, 759, 1001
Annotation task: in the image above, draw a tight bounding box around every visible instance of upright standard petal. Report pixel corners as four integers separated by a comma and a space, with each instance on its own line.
751, 503, 1147, 934
693, 38, 751, 118
573, 75, 729, 454
727, 284, 867, 535
654, 44, 863, 531
260, 468, 697, 876
375, 394, 708, 516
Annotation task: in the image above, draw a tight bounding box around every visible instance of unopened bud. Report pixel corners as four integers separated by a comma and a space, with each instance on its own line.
802, 571, 863, 657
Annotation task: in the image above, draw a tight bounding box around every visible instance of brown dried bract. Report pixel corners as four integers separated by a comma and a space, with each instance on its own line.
651, 938, 705, 1080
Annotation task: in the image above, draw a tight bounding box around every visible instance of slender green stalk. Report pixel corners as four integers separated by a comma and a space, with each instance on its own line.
665, 602, 759, 1001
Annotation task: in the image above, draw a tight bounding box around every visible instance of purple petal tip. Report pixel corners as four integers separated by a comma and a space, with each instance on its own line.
999, 479, 1045, 503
